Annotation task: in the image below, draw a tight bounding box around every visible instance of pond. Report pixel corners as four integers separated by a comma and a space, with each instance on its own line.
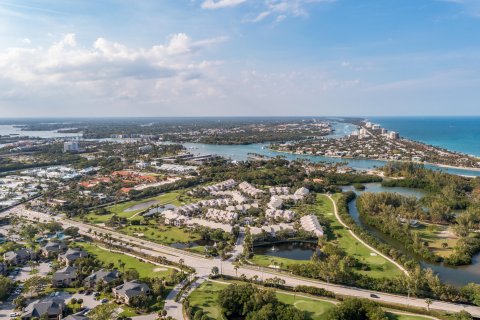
124, 200, 159, 212
343, 183, 480, 286
253, 241, 319, 261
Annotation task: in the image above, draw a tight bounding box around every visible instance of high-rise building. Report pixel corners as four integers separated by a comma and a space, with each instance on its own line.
63, 141, 79, 153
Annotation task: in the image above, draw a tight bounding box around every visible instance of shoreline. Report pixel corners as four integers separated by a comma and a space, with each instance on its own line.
268, 147, 480, 174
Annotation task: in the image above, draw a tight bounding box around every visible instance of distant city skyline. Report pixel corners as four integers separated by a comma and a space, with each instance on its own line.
0, 0, 479, 117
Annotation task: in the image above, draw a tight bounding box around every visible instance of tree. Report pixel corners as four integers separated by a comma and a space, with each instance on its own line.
450, 311, 473, 320
130, 294, 150, 309
0, 276, 14, 300
325, 298, 388, 320
211, 266, 219, 276
124, 269, 140, 281
13, 295, 27, 310
24, 276, 50, 297
425, 298, 432, 312
234, 265, 239, 277
118, 260, 126, 273
179, 258, 185, 273
88, 303, 118, 320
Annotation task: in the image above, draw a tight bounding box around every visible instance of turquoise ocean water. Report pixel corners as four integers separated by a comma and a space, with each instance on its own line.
370, 117, 480, 157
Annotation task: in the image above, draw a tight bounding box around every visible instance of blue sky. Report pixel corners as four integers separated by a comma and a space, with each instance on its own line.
0, 0, 479, 117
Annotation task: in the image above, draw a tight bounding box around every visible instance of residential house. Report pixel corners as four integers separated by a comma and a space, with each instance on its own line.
41, 241, 68, 258
52, 266, 77, 287
58, 248, 88, 266
84, 269, 120, 288
3, 248, 35, 265
20, 298, 65, 320
112, 280, 151, 305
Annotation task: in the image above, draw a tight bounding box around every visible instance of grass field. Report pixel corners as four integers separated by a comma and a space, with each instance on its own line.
82, 191, 184, 223
120, 224, 202, 245
250, 253, 310, 268
73, 242, 174, 278
413, 223, 458, 258
293, 194, 402, 279
188, 281, 433, 320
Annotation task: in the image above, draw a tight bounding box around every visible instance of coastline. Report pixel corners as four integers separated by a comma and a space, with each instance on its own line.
268, 147, 480, 174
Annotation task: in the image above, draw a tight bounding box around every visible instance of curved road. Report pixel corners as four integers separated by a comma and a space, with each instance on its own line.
5, 204, 480, 318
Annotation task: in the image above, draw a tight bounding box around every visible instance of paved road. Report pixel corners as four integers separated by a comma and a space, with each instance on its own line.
164, 280, 187, 320
6, 204, 480, 318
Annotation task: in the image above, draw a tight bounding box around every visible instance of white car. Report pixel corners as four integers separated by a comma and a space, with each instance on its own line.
10, 312, 18, 317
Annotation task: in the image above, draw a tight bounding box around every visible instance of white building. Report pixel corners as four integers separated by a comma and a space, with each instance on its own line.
267, 196, 283, 209
238, 181, 264, 197
300, 214, 324, 237
162, 210, 188, 227
388, 131, 400, 140
265, 209, 295, 222
203, 179, 237, 193
63, 141, 79, 153
205, 208, 238, 224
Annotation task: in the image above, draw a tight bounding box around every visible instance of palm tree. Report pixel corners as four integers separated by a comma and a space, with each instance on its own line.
179, 258, 184, 273
425, 298, 432, 311
118, 260, 126, 273
234, 265, 239, 277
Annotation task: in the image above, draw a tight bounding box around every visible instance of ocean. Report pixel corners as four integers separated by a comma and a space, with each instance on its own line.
370, 117, 480, 157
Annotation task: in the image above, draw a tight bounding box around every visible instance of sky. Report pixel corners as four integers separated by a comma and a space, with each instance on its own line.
0, 0, 479, 117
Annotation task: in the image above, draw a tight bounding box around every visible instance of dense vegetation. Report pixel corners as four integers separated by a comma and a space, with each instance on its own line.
215, 283, 307, 320
357, 192, 480, 265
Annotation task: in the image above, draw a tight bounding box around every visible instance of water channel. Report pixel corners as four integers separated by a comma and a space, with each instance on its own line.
342, 183, 480, 287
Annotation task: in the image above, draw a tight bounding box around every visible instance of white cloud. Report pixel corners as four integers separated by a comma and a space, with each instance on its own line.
0, 33, 226, 105
245, 0, 336, 23
252, 11, 271, 23
201, 0, 246, 9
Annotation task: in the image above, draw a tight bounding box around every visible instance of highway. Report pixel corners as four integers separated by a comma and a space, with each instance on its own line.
5, 205, 480, 318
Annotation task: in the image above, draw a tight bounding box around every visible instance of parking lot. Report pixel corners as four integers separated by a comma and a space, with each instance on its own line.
10, 262, 51, 282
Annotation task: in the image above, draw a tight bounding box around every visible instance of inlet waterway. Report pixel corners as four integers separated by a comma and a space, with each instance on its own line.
342, 183, 480, 287
183, 142, 480, 177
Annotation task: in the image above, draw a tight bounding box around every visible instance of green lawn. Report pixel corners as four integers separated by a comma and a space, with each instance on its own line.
73, 242, 174, 278
413, 223, 458, 258
250, 254, 310, 268
82, 191, 184, 223
120, 225, 202, 245
276, 291, 335, 319
189, 281, 433, 320
293, 194, 402, 279
188, 281, 228, 320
